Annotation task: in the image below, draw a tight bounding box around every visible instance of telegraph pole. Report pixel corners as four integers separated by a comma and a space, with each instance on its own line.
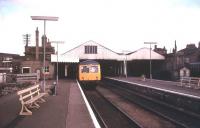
23, 34, 31, 46
144, 42, 157, 81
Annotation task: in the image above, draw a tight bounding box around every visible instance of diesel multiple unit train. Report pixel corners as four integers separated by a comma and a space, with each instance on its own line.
78, 60, 101, 84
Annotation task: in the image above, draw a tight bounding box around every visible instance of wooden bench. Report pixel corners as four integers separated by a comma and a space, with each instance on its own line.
180, 77, 200, 89
17, 84, 47, 115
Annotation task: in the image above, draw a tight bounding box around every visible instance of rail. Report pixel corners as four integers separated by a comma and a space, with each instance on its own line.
83, 88, 142, 128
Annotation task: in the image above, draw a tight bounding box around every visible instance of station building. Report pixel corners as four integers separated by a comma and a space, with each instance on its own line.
21, 27, 200, 81
19, 27, 165, 80
51, 40, 165, 79
2, 27, 200, 81
20, 28, 55, 79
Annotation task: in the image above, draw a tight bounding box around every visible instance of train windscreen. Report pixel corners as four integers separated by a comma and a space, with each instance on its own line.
81, 65, 98, 73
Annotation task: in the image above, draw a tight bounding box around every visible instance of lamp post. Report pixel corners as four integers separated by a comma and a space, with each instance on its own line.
122, 50, 130, 78
50, 41, 64, 94
144, 42, 157, 81
31, 16, 58, 92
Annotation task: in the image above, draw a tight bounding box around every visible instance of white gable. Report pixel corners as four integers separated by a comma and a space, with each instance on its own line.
62, 41, 165, 61
51, 54, 79, 63
62, 40, 121, 60
127, 48, 165, 60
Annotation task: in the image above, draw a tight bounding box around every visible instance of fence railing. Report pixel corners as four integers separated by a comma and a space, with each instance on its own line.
180, 76, 200, 89
16, 73, 39, 83
0, 73, 40, 84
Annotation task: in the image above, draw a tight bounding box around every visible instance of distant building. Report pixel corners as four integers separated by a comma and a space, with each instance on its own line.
165, 41, 200, 80
153, 45, 167, 55
21, 27, 55, 79
0, 53, 21, 73
24, 28, 55, 61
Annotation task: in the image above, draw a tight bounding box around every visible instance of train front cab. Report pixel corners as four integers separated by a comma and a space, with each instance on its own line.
78, 61, 101, 87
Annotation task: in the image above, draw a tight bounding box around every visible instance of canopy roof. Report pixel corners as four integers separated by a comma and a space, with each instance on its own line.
51, 54, 79, 63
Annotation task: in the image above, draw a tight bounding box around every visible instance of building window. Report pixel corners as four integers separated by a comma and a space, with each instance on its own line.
44, 66, 49, 73
22, 67, 31, 73
84, 45, 97, 54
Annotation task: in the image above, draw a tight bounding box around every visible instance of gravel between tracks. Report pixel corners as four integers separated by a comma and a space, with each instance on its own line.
97, 86, 176, 128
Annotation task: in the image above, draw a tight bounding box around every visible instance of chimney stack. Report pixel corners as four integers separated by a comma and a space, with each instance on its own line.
35, 27, 39, 60
42, 35, 47, 48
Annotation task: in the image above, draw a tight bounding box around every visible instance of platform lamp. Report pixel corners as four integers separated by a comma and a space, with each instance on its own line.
50, 41, 64, 95
122, 50, 130, 78
31, 16, 58, 92
144, 42, 157, 81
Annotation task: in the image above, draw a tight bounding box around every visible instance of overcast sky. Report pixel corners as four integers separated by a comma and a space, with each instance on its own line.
1, 0, 200, 55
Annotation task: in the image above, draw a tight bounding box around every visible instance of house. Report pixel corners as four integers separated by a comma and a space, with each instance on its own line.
0, 53, 21, 74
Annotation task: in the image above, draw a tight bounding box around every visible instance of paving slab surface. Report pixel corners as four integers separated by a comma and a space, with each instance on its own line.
0, 79, 94, 128
108, 77, 200, 97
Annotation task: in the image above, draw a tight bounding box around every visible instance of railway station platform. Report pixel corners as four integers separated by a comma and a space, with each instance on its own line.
0, 79, 95, 128
107, 77, 200, 98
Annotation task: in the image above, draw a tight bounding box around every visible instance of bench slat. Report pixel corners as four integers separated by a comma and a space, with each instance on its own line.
24, 93, 47, 105
19, 89, 40, 101
17, 85, 40, 95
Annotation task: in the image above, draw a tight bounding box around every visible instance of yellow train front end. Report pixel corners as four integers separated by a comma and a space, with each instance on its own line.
79, 64, 101, 81
78, 60, 101, 87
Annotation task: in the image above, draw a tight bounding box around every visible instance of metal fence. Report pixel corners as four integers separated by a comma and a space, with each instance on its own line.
0, 73, 40, 84
180, 76, 200, 89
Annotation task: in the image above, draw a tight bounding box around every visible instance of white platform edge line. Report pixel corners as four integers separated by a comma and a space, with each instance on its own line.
107, 77, 200, 100
76, 80, 101, 128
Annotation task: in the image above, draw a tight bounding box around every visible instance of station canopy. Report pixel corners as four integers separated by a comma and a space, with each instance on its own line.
127, 48, 165, 60
51, 54, 79, 63
57, 40, 165, 61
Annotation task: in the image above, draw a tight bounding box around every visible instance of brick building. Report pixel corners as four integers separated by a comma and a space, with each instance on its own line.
21, 27, 55, 79
153, 45, 167, 56
164, 41, 200, 80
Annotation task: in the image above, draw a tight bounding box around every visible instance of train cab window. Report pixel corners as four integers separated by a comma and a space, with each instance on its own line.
90, 66, 98, 73
81, 66, 89, 73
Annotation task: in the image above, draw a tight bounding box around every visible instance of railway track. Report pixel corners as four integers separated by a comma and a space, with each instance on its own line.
82, 87, 142, 128
101, 80, 200, 128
